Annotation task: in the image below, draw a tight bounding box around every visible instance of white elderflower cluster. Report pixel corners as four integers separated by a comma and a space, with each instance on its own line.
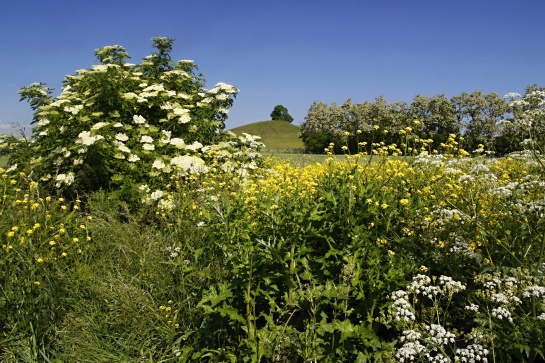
55, 172, 75, 188
170, 155, 208, 175
76, 130, 104, 146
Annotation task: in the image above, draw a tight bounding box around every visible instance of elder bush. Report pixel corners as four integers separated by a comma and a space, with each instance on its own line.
12, 37, 260, 202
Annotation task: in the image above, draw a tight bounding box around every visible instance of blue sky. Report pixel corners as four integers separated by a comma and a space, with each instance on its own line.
1, 0, 544, 133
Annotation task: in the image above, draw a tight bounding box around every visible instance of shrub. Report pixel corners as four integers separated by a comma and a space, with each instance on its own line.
14, 37, 261, 202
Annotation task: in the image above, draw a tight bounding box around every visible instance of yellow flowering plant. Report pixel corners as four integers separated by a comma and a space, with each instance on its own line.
0, 168, 90, 354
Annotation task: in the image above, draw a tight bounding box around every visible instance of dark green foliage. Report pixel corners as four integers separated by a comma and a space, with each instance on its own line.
270, 104, 294, 123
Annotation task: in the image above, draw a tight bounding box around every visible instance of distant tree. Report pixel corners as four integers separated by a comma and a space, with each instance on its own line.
270, 105, 294, 123
300, 101, 335, 153
451, 90, 510, 152
410, 94, 459, 149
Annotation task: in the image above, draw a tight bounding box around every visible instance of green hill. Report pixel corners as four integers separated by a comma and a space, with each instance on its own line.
228, 120, 304, 152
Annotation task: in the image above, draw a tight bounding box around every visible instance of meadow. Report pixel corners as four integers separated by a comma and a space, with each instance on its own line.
1, 38, 544, 362
1, 145, 544, 362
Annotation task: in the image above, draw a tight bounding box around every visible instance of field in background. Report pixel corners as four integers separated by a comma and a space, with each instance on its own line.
228, 120, 305, 152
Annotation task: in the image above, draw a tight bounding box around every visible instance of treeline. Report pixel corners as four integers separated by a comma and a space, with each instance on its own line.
300, 85, 544, 155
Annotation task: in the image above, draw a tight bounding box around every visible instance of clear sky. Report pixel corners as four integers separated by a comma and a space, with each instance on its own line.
1, 0, 544, 133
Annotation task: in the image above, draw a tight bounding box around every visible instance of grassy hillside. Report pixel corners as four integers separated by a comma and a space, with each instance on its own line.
228, 120, 304, 152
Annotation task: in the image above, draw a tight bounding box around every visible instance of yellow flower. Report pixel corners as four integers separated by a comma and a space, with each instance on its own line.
36, 258, 44, 263
33, 281, 41, 286
73, 238, 79, 243
399, 199, 409, 206
49, 241, 56, 246
376, 238, 387, 245
7, 231, 15, 238
381, 203, 388, 209
61, 252, 68, 257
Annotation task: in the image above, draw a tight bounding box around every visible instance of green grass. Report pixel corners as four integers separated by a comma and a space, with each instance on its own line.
0, 156, 7, 168
229, 120, 305, 152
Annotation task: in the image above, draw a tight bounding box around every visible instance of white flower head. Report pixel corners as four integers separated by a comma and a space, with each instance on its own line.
76, 131, 104, 146
152, 159, 166, 170
185, 141, 203, 151
170, 138, 185, 149
115, 133, 129, 142
128, 154, 140, 162
150, 189, 164, 201
140, 135, 153, 143
133, 114, 146, 124
37, 118, 50, 126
